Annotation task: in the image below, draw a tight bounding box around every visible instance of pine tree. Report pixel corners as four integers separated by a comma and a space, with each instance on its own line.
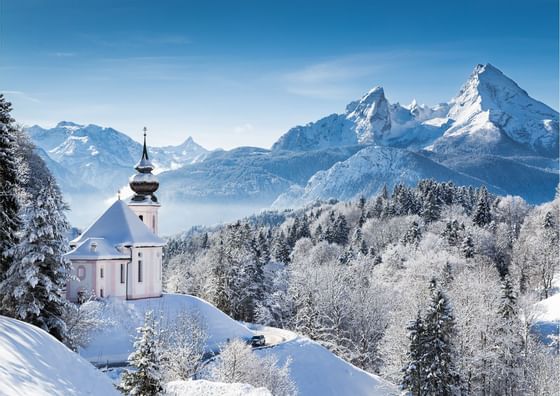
334, 214, 349, 245
257, 230, 270, 265
421, 280, 460, 395
473, 186, 492, 227
402, 311, 425, 395
421, 189, 441, 223
462, 234, 475, 258
119, 311, 163, 395
402, 221, 421, 246
0, 176, 71, 341
272, 231, 291, 263
0, 94, 22, 278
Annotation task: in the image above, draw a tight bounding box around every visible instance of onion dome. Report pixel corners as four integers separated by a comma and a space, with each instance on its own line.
129, 127, 159, 202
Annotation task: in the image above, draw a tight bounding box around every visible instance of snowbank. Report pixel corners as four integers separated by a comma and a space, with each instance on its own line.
0, 315, 118, 396
165, 380, 272, 396
255, 337, 398, 396
82, 293, 253, 364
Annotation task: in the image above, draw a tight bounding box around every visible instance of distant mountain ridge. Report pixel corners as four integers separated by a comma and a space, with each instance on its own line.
27, 122, 209, 193
26, 63, 559, 230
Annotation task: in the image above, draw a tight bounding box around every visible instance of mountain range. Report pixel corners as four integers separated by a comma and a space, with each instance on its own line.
27, 63, 559, 229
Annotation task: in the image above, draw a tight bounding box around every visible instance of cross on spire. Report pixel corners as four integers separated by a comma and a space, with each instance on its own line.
142, 127, 149, 160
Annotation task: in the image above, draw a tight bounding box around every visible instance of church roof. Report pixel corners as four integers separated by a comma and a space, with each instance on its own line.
66, 237, 129, 260
71, 200, 165, 248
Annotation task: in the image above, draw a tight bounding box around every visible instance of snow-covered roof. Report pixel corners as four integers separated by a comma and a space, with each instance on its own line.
71, 200, 165, 248
66, 238, 129, 260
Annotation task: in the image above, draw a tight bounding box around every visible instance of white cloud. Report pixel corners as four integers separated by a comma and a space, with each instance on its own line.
1, 90, 40, 103
233, 123, 254, 134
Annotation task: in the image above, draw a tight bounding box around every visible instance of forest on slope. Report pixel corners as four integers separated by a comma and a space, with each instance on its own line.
164, 180, 560, 395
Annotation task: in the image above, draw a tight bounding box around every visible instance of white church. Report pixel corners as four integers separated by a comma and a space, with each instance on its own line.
66, 129, 165, 301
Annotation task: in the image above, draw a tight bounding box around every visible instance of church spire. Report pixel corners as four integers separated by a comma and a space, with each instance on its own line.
141, 126, 149, 161
130, 127, 159, 202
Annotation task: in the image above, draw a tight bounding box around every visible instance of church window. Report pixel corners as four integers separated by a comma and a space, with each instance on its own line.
77, 266, 86, 280
139, 215, 144, 221
120, 264, 125, 284
100, 267, 104, 278
138, 252, 142, 258
152, 216, 156, 230
100, 288, 104, 298
138, 261, 143, 282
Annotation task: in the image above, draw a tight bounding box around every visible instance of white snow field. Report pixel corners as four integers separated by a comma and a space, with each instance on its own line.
165, 379, 272, 396
255, 337, 398, 396
0, 315, 118, 396
82, 293, 253, 364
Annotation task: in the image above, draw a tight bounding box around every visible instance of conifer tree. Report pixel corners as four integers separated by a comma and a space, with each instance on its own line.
402, 221, 421, 246
0, 94, 22, 278
119, 311, 163, 395
0, 176, 71, 341
421, 280, 460, 395
473, 186, 492, 227
401, 311, 425, 395
462, 234, 475, 259
421, 189, 441, 223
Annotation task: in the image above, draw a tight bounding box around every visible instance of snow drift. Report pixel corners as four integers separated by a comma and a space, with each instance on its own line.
0, 315, 118, 396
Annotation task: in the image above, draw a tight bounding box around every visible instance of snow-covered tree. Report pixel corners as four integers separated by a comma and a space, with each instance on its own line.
401, 312, 425, 395
158, 310, 208, 382
0, 94, 22, 278
419, 279, 460, 395
119, 311, 163, 395
472, 186, 492, 227
209, 339, 296, 396
0, 175, 71, 341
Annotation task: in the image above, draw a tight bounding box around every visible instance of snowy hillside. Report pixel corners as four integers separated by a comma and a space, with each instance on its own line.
0, 315, 118, 396
256, 337, 397, 396
82, 293, 253, 364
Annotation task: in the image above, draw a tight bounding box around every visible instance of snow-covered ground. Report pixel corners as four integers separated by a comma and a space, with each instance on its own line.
534, 274, 560, 343
85, 293, 396, 395
82, 293, 253, 364
256, 337, 398, 396
165, 379, 272, 395
0, 315, 118, 396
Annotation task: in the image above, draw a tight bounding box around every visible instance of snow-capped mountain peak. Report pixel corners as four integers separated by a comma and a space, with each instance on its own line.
346, 86, 391, 144
442, 63, 559, 156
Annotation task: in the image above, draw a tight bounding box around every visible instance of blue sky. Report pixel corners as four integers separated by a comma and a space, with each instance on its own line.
1, 0, 558, 149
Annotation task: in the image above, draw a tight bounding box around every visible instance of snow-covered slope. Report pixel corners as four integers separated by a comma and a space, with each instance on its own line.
0, 315, 118, 396
273, 145, 502, 208
157, 145, 362, 203
82, 293, 254, 364
256, 337, 397, 396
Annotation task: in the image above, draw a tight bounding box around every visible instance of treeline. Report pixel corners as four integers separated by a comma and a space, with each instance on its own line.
164, 179, 560, 394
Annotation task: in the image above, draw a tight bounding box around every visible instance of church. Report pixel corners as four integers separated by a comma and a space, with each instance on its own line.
66, 129, 165, 302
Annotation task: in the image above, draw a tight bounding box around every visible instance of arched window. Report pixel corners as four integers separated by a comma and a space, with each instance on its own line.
100, 288, 104, 298
138, 260, 143, 283
139, 215, 144, 221
120, 263, 125, 284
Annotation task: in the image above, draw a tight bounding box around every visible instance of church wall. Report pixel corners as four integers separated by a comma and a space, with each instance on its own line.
67, 260, 96, 302
127, 246, 162, 299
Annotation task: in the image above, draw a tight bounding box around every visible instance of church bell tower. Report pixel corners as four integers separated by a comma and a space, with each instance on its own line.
128, 127, 160, 235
